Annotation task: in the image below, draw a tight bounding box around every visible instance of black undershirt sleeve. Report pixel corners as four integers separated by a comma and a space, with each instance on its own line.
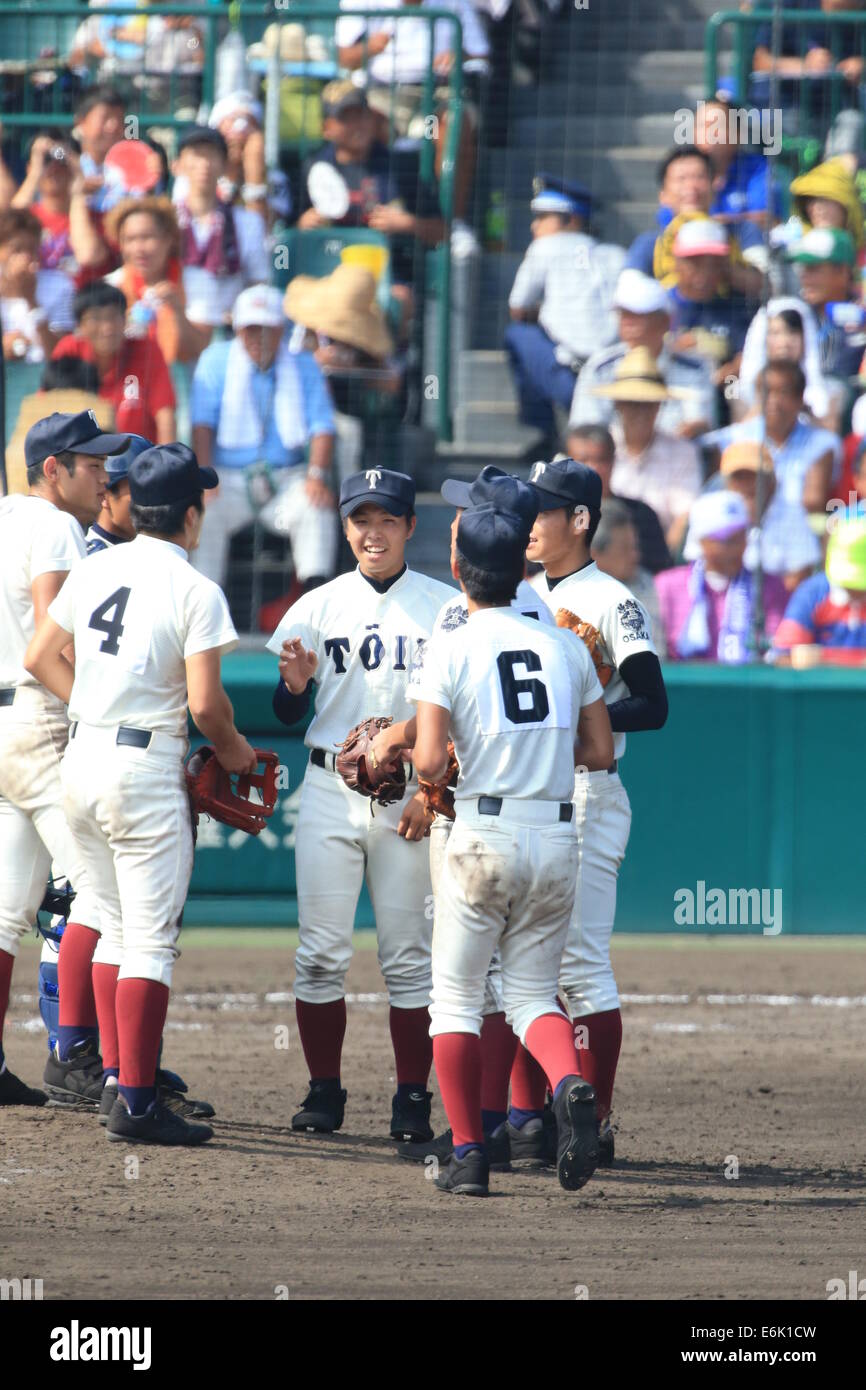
605, 652, 668, 733
273, 677, 313, 727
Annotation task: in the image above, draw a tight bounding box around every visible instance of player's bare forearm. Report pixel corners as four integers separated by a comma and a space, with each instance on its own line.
187, 648, 256, 771
574, 696, 614, 772
413, 701, 451, 782
24, 618, 74, 704
371, 715, 417, 766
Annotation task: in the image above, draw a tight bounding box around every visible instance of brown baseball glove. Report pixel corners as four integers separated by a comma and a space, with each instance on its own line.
418, 740, 459, 821
336, 716, 407, 806
555, 608, 615, 687
185, 747, 280, 836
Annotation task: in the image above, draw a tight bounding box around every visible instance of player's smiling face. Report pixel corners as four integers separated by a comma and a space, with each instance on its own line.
345, 503, 415, 579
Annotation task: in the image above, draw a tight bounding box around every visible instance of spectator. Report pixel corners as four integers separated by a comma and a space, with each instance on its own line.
335, 0, 488, 236
592, 498, 667, 657
786, 227, 865, 381
505, 174, 625, 442
0, 209, 70, 361
85, 434, 152, 554
0, 131, 83, 308
592, 346, 703, 551
190, 284, 339, 592
789, 158, 864, 253
694, 97, 782, 252
656, 491, 788, 661
172, 127, 270, 333
716, 439, 820, 588
51, 280, 176, 442
566, 424, 671, 573
69, 1, 204, 114
738, 298, 835, 425
703, 359, 839, 559
285, 262, 401, 404
752, 0, 865, 86
568, 267, 714, 441
4, 355, 111, 495
102, 196, 211, 364
666, 219, 753, 386
207, 92, 289, 222
70, 85, 126, 217
773, 512, 866, 654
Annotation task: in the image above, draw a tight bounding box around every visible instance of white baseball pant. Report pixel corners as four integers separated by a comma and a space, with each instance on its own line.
193, 465, 340, 588
428, 815, 504, 1015
60, 723, 194, 988
0, 688, 97, 957
559, 770, 632, 1016
294, 759, 433, 1007
429, 799, 579, 1043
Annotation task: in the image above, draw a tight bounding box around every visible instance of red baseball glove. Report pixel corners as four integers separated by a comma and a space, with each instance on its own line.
185, 747, 279, 836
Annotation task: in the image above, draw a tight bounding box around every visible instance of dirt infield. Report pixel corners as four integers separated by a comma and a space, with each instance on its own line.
2, 933, 865, 1302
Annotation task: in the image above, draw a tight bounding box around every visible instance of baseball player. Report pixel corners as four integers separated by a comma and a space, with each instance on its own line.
25, 443, 255, 1145
411, 490, 615, 1196
85, 435, 152, 554
266, 468, 454, 1142
373, 466, 558, 1167
0, 409, 128, 1107
521, 456, 668, 1163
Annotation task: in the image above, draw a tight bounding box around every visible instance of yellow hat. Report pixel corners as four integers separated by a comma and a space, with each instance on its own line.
790, 157, 864, 251
592, 345, 690, 402
826, 514, 866, 590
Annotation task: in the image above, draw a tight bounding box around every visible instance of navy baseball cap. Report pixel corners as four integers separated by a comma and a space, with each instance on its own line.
457, 505, 529, 571
528, 457, 603, 514
340, 468, 415, 519
441, 465, 539, 531
24, 410, 130, 471
531, 173, 593, 219
128, 443, 218, 506
106, 434, 153, 489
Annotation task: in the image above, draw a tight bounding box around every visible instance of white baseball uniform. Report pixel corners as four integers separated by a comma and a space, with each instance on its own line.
410, 607, 603, 1042
266, 563, 455, 1006
422, 580, 556, 1014
0, 495, 96, 958
530, 561, 656, 1015
48, 535, 238, 986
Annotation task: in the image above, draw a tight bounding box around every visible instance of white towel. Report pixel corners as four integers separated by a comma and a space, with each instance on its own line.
216, 336, 308, 454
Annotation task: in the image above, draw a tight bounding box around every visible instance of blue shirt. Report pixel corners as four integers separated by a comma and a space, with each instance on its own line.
666, 286, 753, 356
776, 572, 866, 649
190, 339, 335, 472
711, 153, 782, 250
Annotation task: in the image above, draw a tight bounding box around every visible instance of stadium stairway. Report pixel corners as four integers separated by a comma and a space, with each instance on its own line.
420, 0, 732, 559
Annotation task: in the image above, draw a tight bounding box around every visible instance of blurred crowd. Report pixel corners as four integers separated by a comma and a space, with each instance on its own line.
3, 2, 866, 660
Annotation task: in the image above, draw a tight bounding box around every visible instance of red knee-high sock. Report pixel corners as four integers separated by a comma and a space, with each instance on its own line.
480, 1012, 518, 1112
116, 978, 169, 1088
573, 1008, 622, 1119
524, 1011, 581, 1094
0, 948, 14, 1061
432, 1032, 483, 1147
295, 999, 347, 1080
92, 964, 120, 1072
389, 1005, 432, 1086
57, 922, 99, 1027
510, 1040, 550, 1111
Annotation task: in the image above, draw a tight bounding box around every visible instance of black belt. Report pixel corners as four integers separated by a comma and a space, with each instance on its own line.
0, 689, 15, 707
70, 722, 152, 749
312, 747, 414, 778
478, 796, 573, 822
607, 761, 617, 774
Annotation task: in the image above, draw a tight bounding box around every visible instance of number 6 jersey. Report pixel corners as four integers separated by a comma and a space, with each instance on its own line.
409, 607, 603, 802
48, 535, 238, 736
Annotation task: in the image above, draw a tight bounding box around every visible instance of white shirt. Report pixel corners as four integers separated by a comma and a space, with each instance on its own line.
336, 0, 489, 85
0, 495, 86, 702
509, 232, 625, 362
265, 564, 455, 754
530, 560, 657, 761
181, 208, 270, 327
609, 425, 703, 533
431, 577, 556, 636
410, 607, 602, 802
48, 534, 237, 736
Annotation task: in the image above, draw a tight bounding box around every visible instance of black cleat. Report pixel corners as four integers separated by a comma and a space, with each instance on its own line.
43, 1038, 104, 1109
105, 1095, 213, 1146
0, 1067, 47, 1107
156, 1068, 215, 1119
397, 1125, 510, 1170
506, 1106, 558, 1166
390, 1089, 433, 1142
553, 1075, 599, 1191
597, 1114, 615, 1167
98, 1084, 118, 1126
434, 1148, 489, 1196
291, 1079, 346, 1133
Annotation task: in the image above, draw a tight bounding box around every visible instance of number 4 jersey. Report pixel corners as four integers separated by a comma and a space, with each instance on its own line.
48, 535, 238, 737
408, 607, 603, 802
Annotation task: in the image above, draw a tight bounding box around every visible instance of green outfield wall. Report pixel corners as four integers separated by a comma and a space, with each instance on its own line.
185, 655, 866, 934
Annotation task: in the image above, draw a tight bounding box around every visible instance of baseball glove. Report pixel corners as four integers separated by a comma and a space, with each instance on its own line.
418, 741, 459, 821
336, 716, 406, 806
555, 608, 615, 687
185, 747, 279, 836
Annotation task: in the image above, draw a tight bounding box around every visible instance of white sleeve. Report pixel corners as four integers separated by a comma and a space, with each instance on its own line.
336, 7, 366, 47
509, 242, 546, 311
183, 581, 238, 658
31, 513, 86, 581
46, 565, 79, 634
407, 632, 452, 709
601, 595, 656, 669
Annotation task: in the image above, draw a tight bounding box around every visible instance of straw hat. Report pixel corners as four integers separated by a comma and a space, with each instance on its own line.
592, 346, 688, 403
284, 264, 394, 360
